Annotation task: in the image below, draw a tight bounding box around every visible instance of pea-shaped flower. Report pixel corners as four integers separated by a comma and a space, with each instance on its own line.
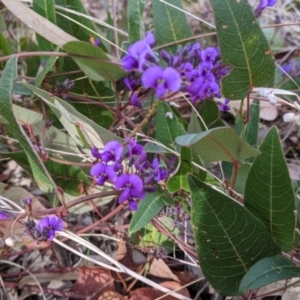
141, 66, 181, 99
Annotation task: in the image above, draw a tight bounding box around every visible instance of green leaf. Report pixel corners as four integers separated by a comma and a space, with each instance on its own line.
63, 41, 126, 82
20, 83, 121, 150
155, 102, 186, 151
244, 126, 296, 251
55, 0, 104, 49
20, 37, 40, 77
188, 174, 281, 296
33, 0, 56, 51
167, 147, 191, 193
0, 56, 55, 193
199, 100, 224, 130
129, 188, 174, 234
2, 0, 76, 47
223, 100, 260, 179
0, 32, 10, 55
240, 255, 300, 293
44, 161, 89, 196
187, 110, 202, 134
2, 150, 88, 196
176, 127, 261, 163
152, 0, 192, 51
13, 105, 43, 125
35, 48, 60, 87
235, 100, 260, 149
210, 0, 275, 99
130, 222, 176, 250
128, 0, 145, 43
234, 163, 251, 195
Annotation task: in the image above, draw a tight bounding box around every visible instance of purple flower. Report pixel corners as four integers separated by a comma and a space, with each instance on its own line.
101, 141, 123, 162
115, 174, 145, 209
141, 66, 181, 99
218, 99, 231, 112
124, 77, 138, 91
130, 92, 143, 108
200, 47, 218, 63
0, 211, 9, 220
254, 0, 277, 17
152, 157, 168, 182
36, 216, 63, 241
91, 146, 102, 159
90, 162, 117, 185
93, 38, 101, 46
121, 32, 157, 71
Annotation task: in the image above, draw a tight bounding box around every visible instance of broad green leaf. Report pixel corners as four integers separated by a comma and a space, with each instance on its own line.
0, 56, 55, 193
33, 0, 56, 51
20, 83, 121, 150
235, 100, 260, 149
2, 0, 76, 47
167, 147, 191, 193
240, 255, 300, 293
155, 102, 186, 151
129, 188, 174, 234
176, 127, 260, 162
188, 174, 281, 296
128, 0, 145, 43
187, 110, 202, 134
210, 0, 275, 99
223, 100, 260, 179
63, 41, 126, 82
199, 100, 224, 130
244, 126, 295, 251
152, 0, 192, 51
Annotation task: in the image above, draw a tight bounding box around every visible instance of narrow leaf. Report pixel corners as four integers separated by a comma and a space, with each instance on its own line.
128, 0, 145, 43
240, 255, 300, 293
210, 0, 275, 99
0, 56, 55, 192
244, 126, 296, 251
21, 83, 121, 149
33, 0, 56, 51
130, 189, 174, 234
55, 0, 102, 48
188, 174, 281, 296
63, 41, 126, 82
176, 127, 260, 162
2, 0, 76, 46
152, 0, 192, 51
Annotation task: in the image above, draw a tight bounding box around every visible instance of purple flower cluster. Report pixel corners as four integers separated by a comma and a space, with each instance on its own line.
254, 0, 277, 17
24, 215, 63, 242
121, 32, 230, 107
90, 139, 168, 210
281, 59, 300, 77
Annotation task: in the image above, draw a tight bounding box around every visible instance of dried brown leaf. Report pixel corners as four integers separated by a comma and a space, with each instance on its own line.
72, 266, 114, 296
